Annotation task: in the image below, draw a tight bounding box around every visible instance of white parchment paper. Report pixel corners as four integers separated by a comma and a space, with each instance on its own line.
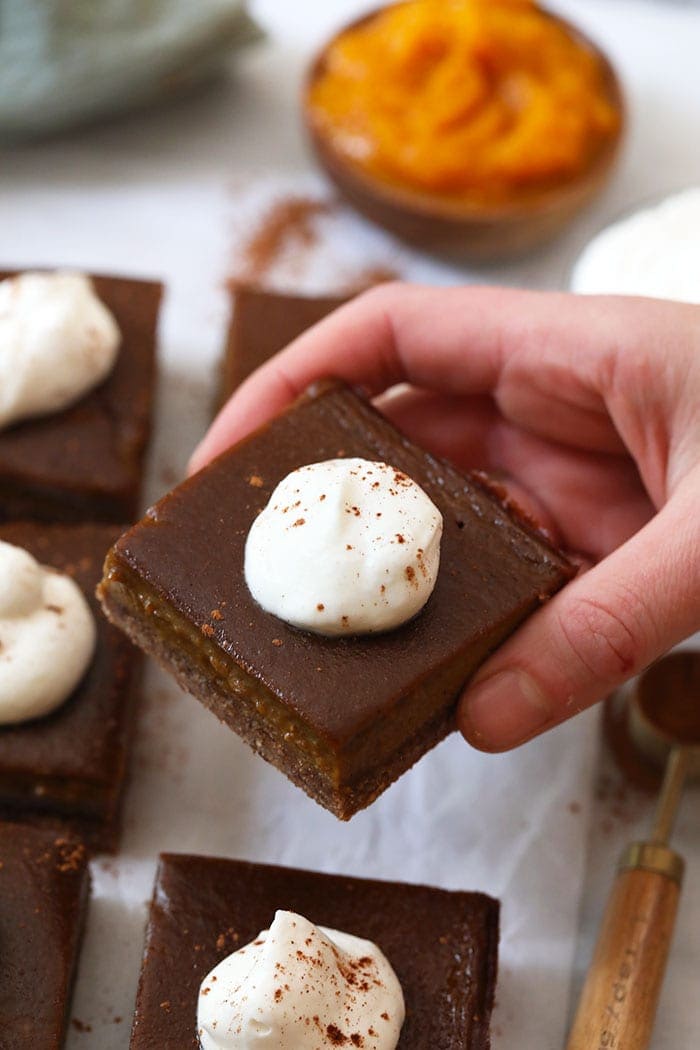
0, 1, 697, 1046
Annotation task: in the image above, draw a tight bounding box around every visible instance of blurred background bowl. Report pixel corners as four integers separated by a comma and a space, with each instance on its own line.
304, 3, 625, 263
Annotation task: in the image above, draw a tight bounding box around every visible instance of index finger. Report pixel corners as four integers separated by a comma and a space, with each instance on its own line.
189, 283, 637, 472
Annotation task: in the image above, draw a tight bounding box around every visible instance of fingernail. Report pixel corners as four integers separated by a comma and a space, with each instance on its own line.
459, 670, 554, 751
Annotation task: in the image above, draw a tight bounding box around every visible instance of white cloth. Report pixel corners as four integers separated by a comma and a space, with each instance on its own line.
0, 0, 259, 138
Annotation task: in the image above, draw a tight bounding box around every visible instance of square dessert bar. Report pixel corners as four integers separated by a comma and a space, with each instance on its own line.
100, 381, 574, 818
220, 284, 347, 402
0, 271, 161, 524
0, 822, 89, 1049
130, 854, 499, 1049
0, 522, 143, 852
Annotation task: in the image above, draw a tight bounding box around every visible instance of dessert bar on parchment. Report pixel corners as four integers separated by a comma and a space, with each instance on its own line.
130, 853, 499, 1049
0, 271, 160, 524
0, 821, 90, 1048
100, 380, 573, 818
0, 521, 142, 851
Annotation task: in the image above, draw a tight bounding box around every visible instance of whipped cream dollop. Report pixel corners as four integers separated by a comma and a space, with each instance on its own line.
571, 187, 700, 304
0, 541, 96, 724
244, 458, 442, 636
0, 271, 121, 429
197, 910, 405, 1050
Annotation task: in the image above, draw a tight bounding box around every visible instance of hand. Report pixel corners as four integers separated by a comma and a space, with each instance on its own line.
191, 284, 700, 751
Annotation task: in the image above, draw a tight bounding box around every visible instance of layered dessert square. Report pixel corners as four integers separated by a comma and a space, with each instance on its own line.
0, 271, 161, 523
0, 822, 90, 1048
0, 521, 143, 851
220, 284, 347, 401
130, 854, 499, 1049
99, 380, 573, 818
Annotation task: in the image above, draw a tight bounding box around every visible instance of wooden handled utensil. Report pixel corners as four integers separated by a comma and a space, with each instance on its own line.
566, 651, 700, 1050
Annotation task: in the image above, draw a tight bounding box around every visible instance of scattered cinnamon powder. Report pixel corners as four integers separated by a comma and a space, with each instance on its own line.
229, 194, 403, 291
235, 197, 334, 283
54, 838, 86, 874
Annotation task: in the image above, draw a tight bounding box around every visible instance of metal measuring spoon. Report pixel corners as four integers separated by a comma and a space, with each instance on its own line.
566, 651, 700, 1050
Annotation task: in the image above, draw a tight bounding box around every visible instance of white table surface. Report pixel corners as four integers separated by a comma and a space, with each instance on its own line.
1, 2, 698, 1048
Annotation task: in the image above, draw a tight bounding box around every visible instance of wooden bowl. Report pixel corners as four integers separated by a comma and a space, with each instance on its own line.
303, 4, 625, 263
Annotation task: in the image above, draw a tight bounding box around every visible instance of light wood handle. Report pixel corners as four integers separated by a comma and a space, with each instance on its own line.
566, 861, 681, 1050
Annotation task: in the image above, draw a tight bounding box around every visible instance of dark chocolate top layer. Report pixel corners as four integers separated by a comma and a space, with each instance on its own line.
0, 271, 161, 498
0, 821, 89, 1048
131, 854, 499, 1050
112, 382, 573, 745
0, 522, 141, 784
222, 285, 347, 398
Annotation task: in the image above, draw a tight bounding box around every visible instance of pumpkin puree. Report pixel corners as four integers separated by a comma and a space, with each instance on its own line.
308, 0, 621, 205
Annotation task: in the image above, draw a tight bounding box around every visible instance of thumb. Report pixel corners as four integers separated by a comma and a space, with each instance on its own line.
457, 485, 700, 751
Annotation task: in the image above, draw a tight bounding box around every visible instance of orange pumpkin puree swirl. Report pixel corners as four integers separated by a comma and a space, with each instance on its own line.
308, 0, 621, 206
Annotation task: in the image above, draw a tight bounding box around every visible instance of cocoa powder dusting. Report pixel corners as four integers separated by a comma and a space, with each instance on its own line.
229, 194, 402, 289
235, 197, 333, 283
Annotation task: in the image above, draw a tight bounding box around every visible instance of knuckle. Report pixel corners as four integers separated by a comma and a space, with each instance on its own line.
557, 590, 652, 686
354, 280, 407, 317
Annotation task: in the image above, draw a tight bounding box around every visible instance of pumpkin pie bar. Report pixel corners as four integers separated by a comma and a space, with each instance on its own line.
0, 822, 89, 1048
0, 521, 142, 851
130, 854, 499, 1049
99, 380, 573, 818
0, 271, 161, 524
220, 284, 347, 402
